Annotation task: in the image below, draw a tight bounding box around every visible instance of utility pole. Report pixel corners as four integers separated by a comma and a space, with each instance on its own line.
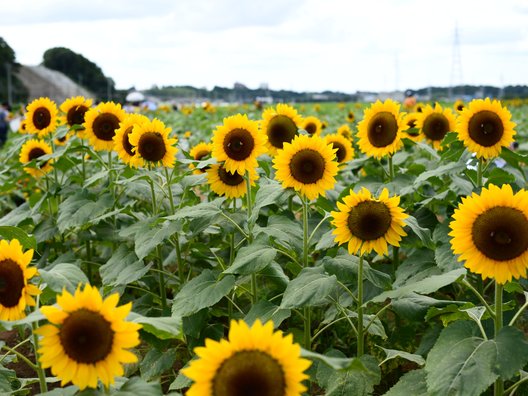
5, 63, 12, 106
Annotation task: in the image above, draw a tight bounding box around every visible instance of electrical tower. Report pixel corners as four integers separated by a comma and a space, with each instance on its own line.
449, 23, 463, 100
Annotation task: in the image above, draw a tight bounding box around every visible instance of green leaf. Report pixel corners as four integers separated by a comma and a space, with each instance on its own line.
325, 354, 381, 396
322, 253, 391, 289
280, 267, 337, 309
129, 313, 184, 340
0, 310, 45, 331
249, 180, 290, 224
140, 348, 177, 381
303, 349, 368, 370
425, 303, 473, 326
378, 347, 425, 366
393, 293, 462, 321
39, 263, 89, 293
115, 376, 163, 396
244, 300, 291, 328
165, 198, 224, 221
314, 229, 337, 251
0, 226, 37, 250
172, 270, 235, 317
57, 190, 114, 232
134, 220, 181, 260
405, 216, 435, 249
495, 326, 528, 380
100, 245, 151, 286
169, 373, 192, 391
413, 161, 467, 187
224, 243, 277, 274
384, 369, 428, 396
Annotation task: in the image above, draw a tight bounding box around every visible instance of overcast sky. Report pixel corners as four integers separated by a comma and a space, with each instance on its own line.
2, 0, 527, 93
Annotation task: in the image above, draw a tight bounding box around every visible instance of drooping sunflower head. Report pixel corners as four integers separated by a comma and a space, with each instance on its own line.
0, 239, 40, 321
261, 103, 303, 155
59, 96, 93, 131
337, 124, 352, 139
415, 103, 456, 149
357, 99, 406, 159
212, 114, 267, 175
113, 113, 150, 167
302, 116, 323, 136
189, 142, 213, 174
401, 112, 423, 142
19, 139, 53, 178
273, 134, 339, 201
347, 111, 355, 123
36, 284, 142, 390
454, 99, 465, 113
83, 102, 126, 151
128, 118, 178, 168
331, 187, 408, 256
206, 164, 258, 198
449, 184, 528, 284
324, 133, 354, 164
183, 319, 311, 396
25, 97, 59, 138
455, 98, 516, 159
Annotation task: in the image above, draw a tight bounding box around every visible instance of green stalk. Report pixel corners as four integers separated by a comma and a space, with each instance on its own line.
245, 171, 257, 304
477, 157, 484, 189
392, 246, 399, 279
357, 254, 365, 357
388, 155, 394, 181
31, 322, 48, 393
302, 197, 311, 349
228, 199, 237, 321
164, 167, 184, 284
494, 282, 504, 396
85, 240, 92, 284
81, 139, 86, 186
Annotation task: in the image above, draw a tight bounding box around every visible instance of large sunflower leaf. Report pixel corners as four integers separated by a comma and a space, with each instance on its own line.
280, 267, 337, 309
384, 369, 429, 396
223, 242, 277, 274
0, 226, 37, 250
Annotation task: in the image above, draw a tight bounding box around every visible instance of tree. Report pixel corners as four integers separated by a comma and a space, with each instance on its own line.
0, 37, 28, 104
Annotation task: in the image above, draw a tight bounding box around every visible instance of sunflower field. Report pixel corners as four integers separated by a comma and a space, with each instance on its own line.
0, 96, 527, 396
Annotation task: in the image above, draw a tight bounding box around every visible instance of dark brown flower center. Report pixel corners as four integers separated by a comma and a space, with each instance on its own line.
0, 259, 25, 308
59, 309, 114, 364
213, 351, 285, 396
367, 112, 398, 147
416, 106, 423, 113
407, 119, 417, 129
348, 200, 392, 241
223, 129, 255, 161
267, 115, 298, 149
471, 206, 528, 261
92, 113, 120, 141
28, 147, 49, 168
330, 141, 347, 163
67, 105, 89, 127
33, 107, 52, 130
422, 113, 450, 141
468, 110, 504, 147
289, 149, 326, 184
122, 126, 135, 156
457, 104, 465, 111
348, 112, 355, 122
305, 122, 317, 135
138, 132, 167, 162
218, 166, 245, 186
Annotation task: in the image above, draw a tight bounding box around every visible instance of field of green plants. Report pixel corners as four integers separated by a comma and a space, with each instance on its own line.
0, 97, 527, 395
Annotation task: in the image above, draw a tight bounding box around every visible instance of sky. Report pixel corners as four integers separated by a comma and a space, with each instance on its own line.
1, 0, 528, 93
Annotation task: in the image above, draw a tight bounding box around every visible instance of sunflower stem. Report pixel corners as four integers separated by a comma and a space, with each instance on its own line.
357, 254, 365, 357
228, 199, 237, 321
245, 171, 257, 304
85, 240, 92, 284
388, 155, 395, 181
81, 139, 86, 186
164, 167, 184, 285
302, 196, 312, 349
392, 246, 399, 279
477, 157, 484, 189
494, 282, 504, 396
31, 322, 48, 393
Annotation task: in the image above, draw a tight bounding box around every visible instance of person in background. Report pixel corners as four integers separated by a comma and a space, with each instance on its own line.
0, 102, 11, 147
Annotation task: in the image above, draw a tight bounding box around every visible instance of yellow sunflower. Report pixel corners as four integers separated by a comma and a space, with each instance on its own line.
83, 102, 126, 151
54, 131, 74, 147
189, 142, 213, 174
416, 103, 456, 149
347, 111, 355, 123
401, 112, 423, 142
113, 113, 150, 167
0, 239, 40, 321
212, 114, 267, 175
357, 99, 406, 159
337, 124, 352, 139
183, 319, 311, 396
36, 284, 142, 390
331, 187, 408, 256
449, 184, 528, 284
273, 134, 339, 201
18, 119, 28, 134
19, 139, 53, 178
454, 99, 465, 113
324, 133, 354, 163
261, 104, 303, 155
128, 118, 178, 168
414, 102, 425, 113
455, 98, 516, 159
206, 164, 258, 198
59, 96, 93, 132
25, 97, 59, 138
302, 116, 323, 136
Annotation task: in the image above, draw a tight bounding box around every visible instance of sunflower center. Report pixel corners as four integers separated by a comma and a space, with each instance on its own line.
471, 206, 528, 261
213, 351, 285, 396
468, 110, 504, 147
348, 201, 392, 241
289, 149, 326, 184
122, 126, 135, 156
457, 104, 464, 111
194, 150, 210, 161
33, 107, 52, 130
138, 132, 167, 162
367, 112, 398, 147
28, 148, 48, 168
59, 309, 114, 364
422, 113, 450, 141
267, 115, 297, 149
92, 113, 120, 141
0, 259, 25, 308
330, 142, 347, 163
218, 166, 245, 186
67, 105, 89, 127
305, 123, 317, 135
223, 129, 255, 161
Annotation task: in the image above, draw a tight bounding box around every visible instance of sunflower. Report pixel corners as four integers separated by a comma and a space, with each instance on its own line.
59, 96, 93, 132
0, 239, 40, 321
25, 97, 59, 138
454, 99, 465, 113
347, 111, 355, 123
128, 118, 178, 168
113, 113, 150, 167
337, 124, 352, 139
212, 114, 267, 175
18, 119, 28, 134
189, 142, 213, 174
449, 184, 528, 284
273, 134, 339, 201
416, 103, 456, 149
206, 164, 258, 198
414, 103, 425, 113
54, 131, 74, 146
83, 102, 126, 151
357, 99, 406, 159
302, 116, 323, 136
261, 104, 303, 155
331, 187, 408, 256
455, 98, 516, 159
35, 284, 142, 390
324, 133, 354, 163
183, 319, 311, 396
19, 139, 53, 178
401, 112, 423, 142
